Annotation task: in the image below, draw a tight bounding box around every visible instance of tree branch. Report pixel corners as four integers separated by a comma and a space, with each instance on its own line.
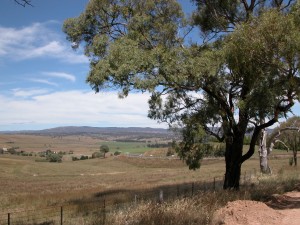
267, 127, 300, 153
14, 0, 33, 7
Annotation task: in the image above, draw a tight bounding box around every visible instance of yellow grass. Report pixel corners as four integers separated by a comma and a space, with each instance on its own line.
0, 134, 299, 224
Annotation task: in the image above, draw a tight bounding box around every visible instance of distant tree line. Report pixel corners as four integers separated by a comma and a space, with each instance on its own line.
147, 142, 173, 148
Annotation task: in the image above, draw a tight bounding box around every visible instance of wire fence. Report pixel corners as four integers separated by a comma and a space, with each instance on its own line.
0, 168, 258, 225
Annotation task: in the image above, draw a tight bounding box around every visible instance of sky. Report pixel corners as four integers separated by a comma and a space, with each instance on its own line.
0, 0, 198, 131
0, 1, 299, 131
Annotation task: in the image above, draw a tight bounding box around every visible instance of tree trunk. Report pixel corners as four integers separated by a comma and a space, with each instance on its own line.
259, 129, 271, 174
293, 150, 297, 166
223, 136, 244, 190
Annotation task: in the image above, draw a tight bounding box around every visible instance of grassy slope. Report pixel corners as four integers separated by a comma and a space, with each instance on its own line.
0, 134, 298, 214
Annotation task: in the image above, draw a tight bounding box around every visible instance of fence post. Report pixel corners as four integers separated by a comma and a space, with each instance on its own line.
177, 185, 179, 197
134, 195, 137, 205
159, 190, 163, 203
213, 177, 216, 191
7, 213, 10, 225
102, 199, 106, 225
60, 206, 63, 225
192, 182, 194, 196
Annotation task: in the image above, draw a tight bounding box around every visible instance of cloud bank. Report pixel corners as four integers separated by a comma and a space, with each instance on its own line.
0, 90, 167, 131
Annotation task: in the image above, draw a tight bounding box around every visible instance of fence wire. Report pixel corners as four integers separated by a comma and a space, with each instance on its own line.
1, 169, 257, 225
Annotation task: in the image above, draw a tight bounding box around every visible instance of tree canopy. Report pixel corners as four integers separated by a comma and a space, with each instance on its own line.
64, 0, 300, 189
100, 144, 110, 158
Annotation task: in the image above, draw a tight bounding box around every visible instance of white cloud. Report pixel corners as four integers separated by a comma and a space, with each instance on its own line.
29, 78, 59, 87
0, 91, 167, 130
0, 23, 88, 64
43, 72, 76, 82
12, 88, 50, 98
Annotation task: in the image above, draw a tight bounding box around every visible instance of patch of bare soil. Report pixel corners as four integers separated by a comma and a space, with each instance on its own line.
211, 191, 300, 225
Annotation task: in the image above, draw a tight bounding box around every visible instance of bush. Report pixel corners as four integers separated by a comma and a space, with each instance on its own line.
47, 153, 62, 163
92, 152, 103, 158
114, 151, 122, 156
213, 144, 226, 157
72, 156, 79, 161
80, 155, 89, 160
166, 148, 175, 156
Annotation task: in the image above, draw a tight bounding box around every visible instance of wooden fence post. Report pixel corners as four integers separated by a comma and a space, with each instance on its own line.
213, 177, 216, 191
60, 206, 63, 225
102, 199, 106, 225
134, 195, 137, 205
8, 213, 10, 225
192, 182, 194, 196
159, 190, 163, 203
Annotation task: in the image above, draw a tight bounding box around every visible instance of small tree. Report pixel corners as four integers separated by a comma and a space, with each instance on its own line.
100, 145, 110, 158
268, 116, 300, 167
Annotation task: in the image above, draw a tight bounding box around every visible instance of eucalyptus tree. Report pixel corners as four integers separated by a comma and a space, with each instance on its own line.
64, 0, 300, 189
268, 117, 300, 166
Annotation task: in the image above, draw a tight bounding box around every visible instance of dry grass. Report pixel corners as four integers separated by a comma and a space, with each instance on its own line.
106, 174, 300, 225
0, 134, 299, 224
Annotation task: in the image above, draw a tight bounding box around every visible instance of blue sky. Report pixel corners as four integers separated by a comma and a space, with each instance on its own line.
0, 0, 198, 131
0, 1, 298, 131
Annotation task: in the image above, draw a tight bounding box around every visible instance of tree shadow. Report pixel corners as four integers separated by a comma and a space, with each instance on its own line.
267, 193, 300, 210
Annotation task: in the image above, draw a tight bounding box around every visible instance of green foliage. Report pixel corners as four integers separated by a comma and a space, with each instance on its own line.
80, 155, 89, 160
269, 116, 300, 151
114, 151, 122, 156
72, 155, 89, 161
243, 136, 251, 145
46, 153, 62, 163
100, 145, 109, 153
100, 144, 110, 158
213, 144, 225, 157
63, 0, 184, 96
92, 152, 103, 158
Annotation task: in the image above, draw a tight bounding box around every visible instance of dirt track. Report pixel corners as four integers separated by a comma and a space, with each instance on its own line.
212, 191, 300, 225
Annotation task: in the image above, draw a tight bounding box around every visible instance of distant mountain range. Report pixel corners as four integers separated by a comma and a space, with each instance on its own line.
0, 126, 275, 138
0, 126, 173, 138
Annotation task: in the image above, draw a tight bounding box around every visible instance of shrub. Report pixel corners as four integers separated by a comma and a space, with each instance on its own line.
213, 144, 226, 157
166, 147, 175, 156
47, 153, 62, 163
80, 155, 89, 160
72, 156, 79, 161
92, 152, 103, 158
114, 151, 122, 156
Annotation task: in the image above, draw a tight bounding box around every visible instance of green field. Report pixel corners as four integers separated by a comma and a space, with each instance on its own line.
96, 141, 151, 154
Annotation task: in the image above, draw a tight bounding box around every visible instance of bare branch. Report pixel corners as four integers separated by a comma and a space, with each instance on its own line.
14, 0, 33, 7
267, 127, 300, 153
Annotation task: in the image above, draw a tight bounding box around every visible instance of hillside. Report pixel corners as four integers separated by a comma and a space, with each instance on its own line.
0, 126, 175, 139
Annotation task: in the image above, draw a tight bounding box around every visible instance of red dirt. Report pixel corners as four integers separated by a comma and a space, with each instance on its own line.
211, 191, 300, 225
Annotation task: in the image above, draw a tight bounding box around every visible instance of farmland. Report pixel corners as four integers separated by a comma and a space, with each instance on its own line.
0, 132, 299, 224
